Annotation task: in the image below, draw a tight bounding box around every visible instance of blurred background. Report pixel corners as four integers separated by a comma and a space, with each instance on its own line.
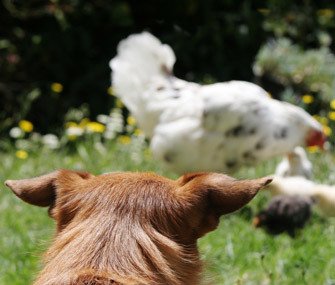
1, 0, 335, 150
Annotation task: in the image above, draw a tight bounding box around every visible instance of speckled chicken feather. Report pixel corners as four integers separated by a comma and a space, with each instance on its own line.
110, 32, 323, 173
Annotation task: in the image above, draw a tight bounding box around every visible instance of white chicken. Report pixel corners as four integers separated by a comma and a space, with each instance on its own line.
265, 176, 335, 217
265, 176, 317, 197
110, 32, 326, 173
275, 146, 313, 179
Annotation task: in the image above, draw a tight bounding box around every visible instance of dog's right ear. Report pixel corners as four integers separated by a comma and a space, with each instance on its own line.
4, 169, 93, 207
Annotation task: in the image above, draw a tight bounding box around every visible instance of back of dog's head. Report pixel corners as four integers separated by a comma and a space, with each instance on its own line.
5, 170, 271, 285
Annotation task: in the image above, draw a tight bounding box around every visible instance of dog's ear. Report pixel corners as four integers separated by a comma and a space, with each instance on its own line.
4, 169, 93, 207
178, 172, 272, 215
177, 173, 272, 237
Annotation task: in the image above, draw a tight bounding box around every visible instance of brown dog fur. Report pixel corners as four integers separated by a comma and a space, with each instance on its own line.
5, 170, 272, 285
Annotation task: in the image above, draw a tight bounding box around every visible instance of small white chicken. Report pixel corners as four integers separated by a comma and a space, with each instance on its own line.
110, 32, 326, 173
265, 176, 335, 217
275, 146, 313, 179
265, 176, 316, 197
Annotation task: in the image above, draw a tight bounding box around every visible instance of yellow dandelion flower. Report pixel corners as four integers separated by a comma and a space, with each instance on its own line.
257, 8, 270, 15
331, 99, 335, 110
313, 115, 328, 125
19, 120, 34, 133
107, 86, 114, 96
323, 125, 332, 136
320, 117, 329, 126
79, 118, 90, 128
134, 128, 143, 136
302, 95, 314, 104
51, 82, 63, 93
328, 111, 335, 121
118, 135, 131, 145
86, 122, 106, 133
67, 134, 78, 141
307, 146, 320, 154
127, 116, 136, 126
15, 150, 28, 159
318, 9, 334, 18
115, 98, 124, 108
65, 121, 78, 128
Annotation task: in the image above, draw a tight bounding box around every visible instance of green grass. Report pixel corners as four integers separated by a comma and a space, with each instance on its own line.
0, 142, 335, 285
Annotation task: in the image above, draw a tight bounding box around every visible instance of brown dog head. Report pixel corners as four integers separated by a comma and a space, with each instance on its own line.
5, 170, 271, 285
5, 170, 271, 238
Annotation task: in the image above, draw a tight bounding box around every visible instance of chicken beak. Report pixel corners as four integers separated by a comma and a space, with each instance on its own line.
252, 216, 261, 227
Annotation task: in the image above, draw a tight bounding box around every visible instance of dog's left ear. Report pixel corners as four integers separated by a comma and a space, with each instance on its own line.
178, 172, 272, 215
5, 169, 93, 207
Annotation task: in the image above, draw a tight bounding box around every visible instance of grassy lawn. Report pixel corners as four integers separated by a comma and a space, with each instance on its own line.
0, 141, 335, 285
